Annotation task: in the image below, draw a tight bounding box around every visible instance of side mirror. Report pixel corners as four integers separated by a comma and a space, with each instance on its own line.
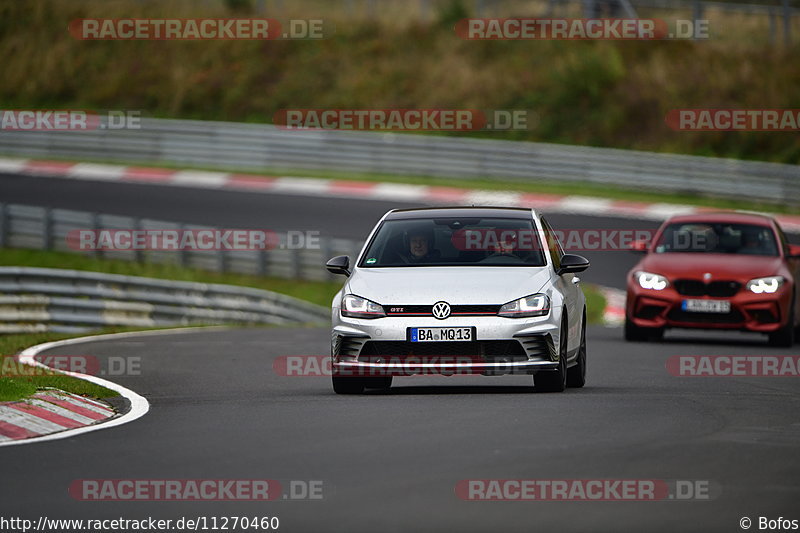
326, 255, 351, 276
630, 240, 649, 254
788, 244, 800, 259
558, 254, 590, 275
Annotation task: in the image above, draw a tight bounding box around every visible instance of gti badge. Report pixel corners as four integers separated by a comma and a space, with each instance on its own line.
432, 301, 451, 320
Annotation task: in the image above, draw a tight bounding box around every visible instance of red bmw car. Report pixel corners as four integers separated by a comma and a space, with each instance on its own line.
625, 212, 800, 346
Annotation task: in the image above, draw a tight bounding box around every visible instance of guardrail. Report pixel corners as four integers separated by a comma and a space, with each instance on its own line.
0, 202, 364, 282
1, 118, 797, 205
0, 267, 329, 334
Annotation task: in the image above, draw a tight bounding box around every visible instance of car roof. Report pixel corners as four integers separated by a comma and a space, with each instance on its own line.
385, 206, 535, 220
664, 211, 777, 227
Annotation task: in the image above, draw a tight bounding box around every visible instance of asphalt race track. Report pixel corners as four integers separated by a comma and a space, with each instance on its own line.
2, 326, 799, 533
2, 173, 799, 533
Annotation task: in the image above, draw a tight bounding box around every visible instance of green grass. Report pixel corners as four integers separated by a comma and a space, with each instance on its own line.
584, 285, 606, 326
0, 248, 342, 308
0, 328, 177, 402
1, 350, 117, 402
1, 0, 798, 164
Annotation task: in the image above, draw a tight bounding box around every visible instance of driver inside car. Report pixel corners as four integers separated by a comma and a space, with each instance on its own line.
402, 226, 441, 263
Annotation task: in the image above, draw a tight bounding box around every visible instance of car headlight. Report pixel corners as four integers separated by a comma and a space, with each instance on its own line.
635, 271, 669, 290
498, 294, 550, 318
341, 294, 385, 319
746, 276, 784, 294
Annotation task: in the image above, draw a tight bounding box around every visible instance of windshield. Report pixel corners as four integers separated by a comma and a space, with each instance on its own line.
359, 217, 547, 267
654, 222, 779, 256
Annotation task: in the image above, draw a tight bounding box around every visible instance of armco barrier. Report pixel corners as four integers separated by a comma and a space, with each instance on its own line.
0, 118, 797, 205
0, 202, 364, 282
0, 267, 329, 333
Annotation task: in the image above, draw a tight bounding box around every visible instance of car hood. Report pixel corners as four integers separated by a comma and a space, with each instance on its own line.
636, 253, 785, 281
345, 267, 552, 305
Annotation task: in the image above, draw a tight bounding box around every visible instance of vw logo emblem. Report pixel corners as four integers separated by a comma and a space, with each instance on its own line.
431, 301, 451, 320
703, 272, 713, 282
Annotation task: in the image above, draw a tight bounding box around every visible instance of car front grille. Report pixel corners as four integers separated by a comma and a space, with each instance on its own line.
667, 308, 744, 324
514, 333, 556, 360
635, 304, 667, 320
748, 309, 780, 323
383, 304, 500, 317
334, 335, 369, 357
673, 279, 741, 297
357, 340, 527, 362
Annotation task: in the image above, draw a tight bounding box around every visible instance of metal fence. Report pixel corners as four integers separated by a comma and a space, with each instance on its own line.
0, 202, 346, 333
0, 266, 329, 334
0, 203, 364, 282
1, 118, 797, 206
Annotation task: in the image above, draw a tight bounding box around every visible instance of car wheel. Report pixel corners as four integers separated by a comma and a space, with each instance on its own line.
624, 318, 664, 342
567, 313, 587, 388
332, 375, 366, 394
364, 376, 393, 390
769, 298, 795, 348
535, 318, 568, 392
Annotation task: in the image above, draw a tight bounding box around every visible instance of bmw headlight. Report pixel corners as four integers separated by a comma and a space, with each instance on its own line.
341, 294, 385, 319
746, 276, 784, 294
498, 294, 550, 318
635, 271, 669, 291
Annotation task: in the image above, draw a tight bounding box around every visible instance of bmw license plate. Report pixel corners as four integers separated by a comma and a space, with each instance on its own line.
409, 327, 473, 342
682, 299, 731, 313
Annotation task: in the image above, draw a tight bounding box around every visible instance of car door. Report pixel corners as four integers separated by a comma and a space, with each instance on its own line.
541, 217, 581, 353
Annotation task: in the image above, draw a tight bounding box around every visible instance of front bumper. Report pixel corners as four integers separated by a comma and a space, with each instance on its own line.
331, 313, 561, 376
626, 280, 791, 332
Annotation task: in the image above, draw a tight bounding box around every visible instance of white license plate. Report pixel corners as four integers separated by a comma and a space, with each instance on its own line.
682, 299, 731, 313
410, 327, 473, 342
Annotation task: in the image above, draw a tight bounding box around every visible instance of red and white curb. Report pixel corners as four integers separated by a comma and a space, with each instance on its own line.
0, 389, 115, 442
0, 330, 231, 446
2, 157, 799, 233
0, 327, 232, 446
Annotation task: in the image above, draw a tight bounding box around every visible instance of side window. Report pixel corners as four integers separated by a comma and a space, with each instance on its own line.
541, 217, 563, 271
775, 224, 790, 257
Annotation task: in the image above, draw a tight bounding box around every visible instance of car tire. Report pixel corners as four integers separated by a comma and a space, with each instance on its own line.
535, 317, 568, 392
567, 313, 587, 388
624, 318, 664, 342
364, 376, 393, 390
769, 297, 795, 348
332, 375, 366, 394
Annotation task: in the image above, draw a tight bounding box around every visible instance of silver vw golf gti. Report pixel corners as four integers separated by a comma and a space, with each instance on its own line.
325, 207, 590, 394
